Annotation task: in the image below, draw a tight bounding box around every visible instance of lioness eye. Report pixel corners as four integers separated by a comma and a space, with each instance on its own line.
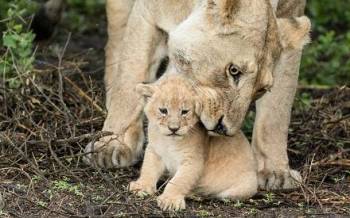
181, 110, 189, 115
227, 64, 242, 83
159, 108, 168, 115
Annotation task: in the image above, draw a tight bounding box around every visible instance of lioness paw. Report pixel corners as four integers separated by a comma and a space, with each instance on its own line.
157, 194, 186, 211
83, 136, 135, 168
129, 181, 156, 196
111, 141, 134, 167
284, 169, 302, 189
258, 169, 302, 191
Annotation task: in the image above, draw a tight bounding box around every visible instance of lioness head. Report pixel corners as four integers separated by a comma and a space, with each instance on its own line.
166, 0, 311, 136
136, 74, 201, 138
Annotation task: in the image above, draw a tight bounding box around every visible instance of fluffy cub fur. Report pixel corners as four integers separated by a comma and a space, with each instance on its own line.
129, 74, 258, 211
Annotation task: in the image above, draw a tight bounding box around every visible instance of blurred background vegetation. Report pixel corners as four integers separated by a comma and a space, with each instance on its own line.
302, 1, 350, 86
0, 0, 349, 88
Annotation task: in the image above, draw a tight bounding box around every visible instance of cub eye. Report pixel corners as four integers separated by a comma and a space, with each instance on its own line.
159, 108, 168, 115
227, 64, 242, 83
181, 110, 189, 115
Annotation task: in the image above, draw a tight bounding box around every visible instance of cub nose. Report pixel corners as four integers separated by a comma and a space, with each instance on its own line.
212, 116, 227, 135
168, 127, 180, 133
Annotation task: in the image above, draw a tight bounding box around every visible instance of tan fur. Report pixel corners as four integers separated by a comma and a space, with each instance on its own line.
276, 0, 306, 18
85, 0, 309, 191
130, 74, 257, 211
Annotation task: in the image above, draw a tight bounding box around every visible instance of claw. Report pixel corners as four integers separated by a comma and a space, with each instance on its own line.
83, 138, 137, 169
82, 142, 93, 165
258, 169, 302, 191
157, 195, 186, 211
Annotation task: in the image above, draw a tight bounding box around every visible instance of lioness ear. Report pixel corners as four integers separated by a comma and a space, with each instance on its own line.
207, 0, 241, 20
135, 83, 155, 98
194, 99, 202, 116
277, 16, 311, 50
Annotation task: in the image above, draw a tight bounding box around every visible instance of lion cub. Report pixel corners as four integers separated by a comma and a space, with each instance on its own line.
130, 74, 258, 211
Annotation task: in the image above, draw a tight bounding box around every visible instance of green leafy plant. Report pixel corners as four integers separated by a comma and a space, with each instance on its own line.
248, 208, 258, 215
301, 1, 350, 86
36, 200, 48, 208
52, 177, 84, 197
233, 200, 244, 208
0, 210, 9, 217
263, 192, 275, 204
64, 0, 105, 33
197, 209, 214, 217
0, 0, 36, 89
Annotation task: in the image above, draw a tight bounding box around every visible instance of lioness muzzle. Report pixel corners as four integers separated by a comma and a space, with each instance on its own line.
210, 115, 228, 136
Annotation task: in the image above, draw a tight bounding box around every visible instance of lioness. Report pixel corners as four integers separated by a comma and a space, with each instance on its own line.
130, 74, 257, 211
85, 0, 310, 190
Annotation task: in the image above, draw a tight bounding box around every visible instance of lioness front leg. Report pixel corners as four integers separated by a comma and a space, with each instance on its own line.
251, 0, 307, 191
252, 48, 303, 191
104, 0, 135, 105
157, 159, 203, 211
84, 0, 163, 168
129, 147, 165, 195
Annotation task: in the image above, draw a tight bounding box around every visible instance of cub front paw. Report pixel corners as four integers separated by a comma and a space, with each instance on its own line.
129, 181, 156, 196
258, 169, 302, 191
83, 136, 135, 168
157, 194, 186, 211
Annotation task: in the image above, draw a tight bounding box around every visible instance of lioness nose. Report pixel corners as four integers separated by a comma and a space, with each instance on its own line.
169, 127, 180, 133
212, 116, 227, 135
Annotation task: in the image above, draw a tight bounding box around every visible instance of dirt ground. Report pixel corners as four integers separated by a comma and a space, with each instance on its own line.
0, 16, 349, 217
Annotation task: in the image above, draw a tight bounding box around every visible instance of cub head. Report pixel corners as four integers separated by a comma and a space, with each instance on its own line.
167, 0, 310, 136
136, 74, 201, 138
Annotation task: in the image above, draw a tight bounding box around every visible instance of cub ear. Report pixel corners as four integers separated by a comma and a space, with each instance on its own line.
277, 16, 311, 50
136, 83, 155, 98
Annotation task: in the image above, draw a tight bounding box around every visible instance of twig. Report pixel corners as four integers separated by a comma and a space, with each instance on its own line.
63, 75, 106, 115
298, 85, 333, 90
55, 131, 113, 144
46, 140, 81, 182
3, 188, 75, 217
312, 160, 350, 168
324, 114, 350, 125
57, 33, 73, 135
1, 131, 113, 147
0, 134, 48, 182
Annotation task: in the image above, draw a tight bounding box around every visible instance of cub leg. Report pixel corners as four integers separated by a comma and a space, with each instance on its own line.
157, 158, 204, 211
84, 1, 164, 168
129, 147, 165, 195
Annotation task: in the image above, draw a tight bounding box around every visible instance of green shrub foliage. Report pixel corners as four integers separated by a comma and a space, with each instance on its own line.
0, 0, 36, 88
301, 0, 350, 86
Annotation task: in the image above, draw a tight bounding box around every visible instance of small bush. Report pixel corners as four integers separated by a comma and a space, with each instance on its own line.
301, 1, 350, 86
64, 0, 105, 33
0, 0, 36, 88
